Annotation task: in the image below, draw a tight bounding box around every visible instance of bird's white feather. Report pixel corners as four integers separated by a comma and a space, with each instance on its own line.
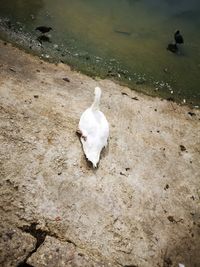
78, 87, 109, 167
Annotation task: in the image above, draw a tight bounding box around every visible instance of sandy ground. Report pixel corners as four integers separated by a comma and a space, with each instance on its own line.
0, 40, 200, 267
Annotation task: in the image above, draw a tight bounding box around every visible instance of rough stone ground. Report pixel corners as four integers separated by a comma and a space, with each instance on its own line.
0, 40, 200, 267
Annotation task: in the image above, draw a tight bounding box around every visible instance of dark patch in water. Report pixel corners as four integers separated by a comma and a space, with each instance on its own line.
114, 30, 131, 36
37, 35, 51, 43
167, 43, 178, 53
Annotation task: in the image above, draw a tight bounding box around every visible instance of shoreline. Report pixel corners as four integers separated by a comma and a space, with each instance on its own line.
0, 39, 200, 267
0, 22, 199, 108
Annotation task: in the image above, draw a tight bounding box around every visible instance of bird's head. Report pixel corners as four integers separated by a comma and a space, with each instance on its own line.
94, 86, 101, 98
87, 151, 100, 168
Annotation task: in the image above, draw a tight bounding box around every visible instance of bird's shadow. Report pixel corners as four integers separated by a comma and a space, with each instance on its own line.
101, 140, 110, 159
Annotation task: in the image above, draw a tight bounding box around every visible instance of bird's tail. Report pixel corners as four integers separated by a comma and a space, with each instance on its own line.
91, 87, 102, 111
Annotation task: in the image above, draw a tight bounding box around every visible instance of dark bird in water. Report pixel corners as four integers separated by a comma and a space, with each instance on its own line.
174, 30, 184, 44
35, 26, 52, 34
167, 30, 184, 54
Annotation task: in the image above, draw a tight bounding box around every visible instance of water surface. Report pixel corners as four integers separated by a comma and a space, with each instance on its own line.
0, 0, 200, 106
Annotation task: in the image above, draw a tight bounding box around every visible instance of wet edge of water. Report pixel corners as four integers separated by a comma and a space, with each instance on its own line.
0, 19, 199, 109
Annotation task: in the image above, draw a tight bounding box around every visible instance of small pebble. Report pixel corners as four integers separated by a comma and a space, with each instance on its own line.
188, 112, 196, 116
180, 145, 186, 151
164, 184, 169, 190
63, 77, 70, 82
9, 67, 16, 72
167, 216, 175, 222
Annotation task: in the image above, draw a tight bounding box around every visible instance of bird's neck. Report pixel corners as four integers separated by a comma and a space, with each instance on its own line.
91, 97, 100, 111
91, 89, 101, 111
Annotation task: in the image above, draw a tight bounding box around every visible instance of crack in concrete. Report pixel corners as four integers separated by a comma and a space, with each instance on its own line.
17, 222, 78, 266
17, 223, 48, 267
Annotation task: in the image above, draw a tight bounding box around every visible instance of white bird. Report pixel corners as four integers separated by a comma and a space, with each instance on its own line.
77, 87, 109, 168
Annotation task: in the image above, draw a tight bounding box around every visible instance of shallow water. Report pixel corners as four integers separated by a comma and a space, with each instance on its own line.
0, 0, 200, 106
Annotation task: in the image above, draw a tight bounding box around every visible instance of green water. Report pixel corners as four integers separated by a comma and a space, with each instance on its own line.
0, 0, 200, 106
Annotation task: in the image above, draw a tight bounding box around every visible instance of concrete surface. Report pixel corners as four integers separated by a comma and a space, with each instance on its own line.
0, 40, 200, 267
0, 222, 36, 267
27, 235, 108, 267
